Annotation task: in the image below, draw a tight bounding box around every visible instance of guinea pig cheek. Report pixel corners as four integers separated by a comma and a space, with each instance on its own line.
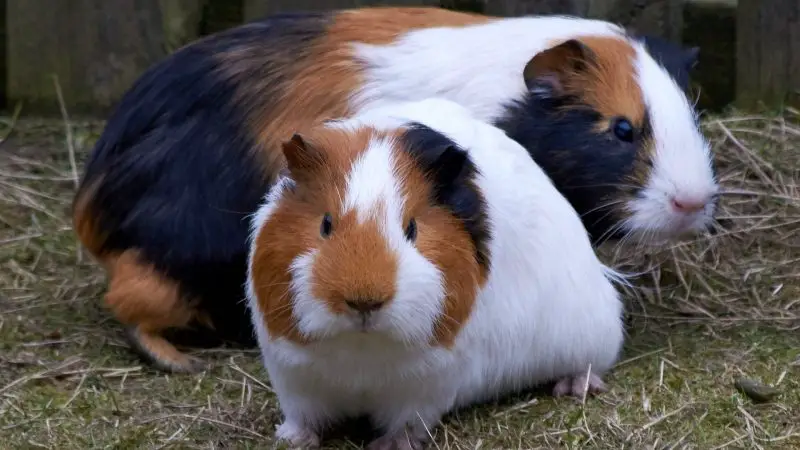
413, 209, 482, 349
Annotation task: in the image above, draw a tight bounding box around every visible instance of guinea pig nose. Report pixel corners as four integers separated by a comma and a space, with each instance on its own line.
671, 196, 707, 214
345, 299, 386, 314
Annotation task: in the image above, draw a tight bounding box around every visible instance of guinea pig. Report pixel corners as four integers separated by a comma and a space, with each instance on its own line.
72, 6, 712, 372
246, 97, 626, 449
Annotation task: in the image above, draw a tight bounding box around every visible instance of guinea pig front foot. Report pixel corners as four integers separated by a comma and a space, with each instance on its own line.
366, 431, 426, 450
275, 420, 321, 449
552, 372, 607, 398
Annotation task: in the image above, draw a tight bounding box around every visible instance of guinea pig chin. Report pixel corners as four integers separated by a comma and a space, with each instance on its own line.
287, 251, 448, 345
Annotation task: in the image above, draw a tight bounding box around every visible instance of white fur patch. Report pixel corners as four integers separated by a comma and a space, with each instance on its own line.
350, 16, 624, 123
628, 43, 719, 240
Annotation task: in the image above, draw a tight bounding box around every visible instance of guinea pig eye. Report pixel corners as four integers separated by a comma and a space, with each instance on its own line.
611, 118, 634, 143
320, 213, 333, 238
404, 218, 417, 242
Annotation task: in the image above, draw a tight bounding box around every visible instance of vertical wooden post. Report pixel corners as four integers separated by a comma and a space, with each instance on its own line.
587, 0, 684, 42
484, 0, 590, 16
244, 0, 441, 22
736, 0, 800, 110
7, 0, 167, 115
159, 0, 206, 52
200, 0, 245, 35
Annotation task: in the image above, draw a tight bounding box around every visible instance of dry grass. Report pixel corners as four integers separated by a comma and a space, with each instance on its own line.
0, 109, 798, 450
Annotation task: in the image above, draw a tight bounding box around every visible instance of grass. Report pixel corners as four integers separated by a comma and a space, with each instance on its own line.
0, 109, 799, 450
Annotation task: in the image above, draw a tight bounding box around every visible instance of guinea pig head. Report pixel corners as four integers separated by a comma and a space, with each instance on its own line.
248, 124, 488, 348
509, 33, 718, 245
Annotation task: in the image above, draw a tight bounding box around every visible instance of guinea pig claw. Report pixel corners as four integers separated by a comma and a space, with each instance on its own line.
552, 373, 607, 398
367, 431, 425, 450
275, 421, 320, 449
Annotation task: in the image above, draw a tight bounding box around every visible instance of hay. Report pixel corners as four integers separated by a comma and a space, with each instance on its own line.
0, 111, 798, 448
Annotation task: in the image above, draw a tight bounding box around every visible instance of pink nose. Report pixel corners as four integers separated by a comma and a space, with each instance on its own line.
671, 196, 707, 214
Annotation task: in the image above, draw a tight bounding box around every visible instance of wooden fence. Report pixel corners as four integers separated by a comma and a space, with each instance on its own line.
3, 0, 798, 116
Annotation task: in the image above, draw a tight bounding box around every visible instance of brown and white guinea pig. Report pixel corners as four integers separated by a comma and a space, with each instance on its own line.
246, 97, 626, 450
72, 6, 714, 372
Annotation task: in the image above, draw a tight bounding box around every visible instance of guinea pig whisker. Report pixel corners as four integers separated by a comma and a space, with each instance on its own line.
595, 219, 628, 248
581, 200, 625, 224
580, 199, 626, 219
256, 280, 293, 290
561, 182, 643, 191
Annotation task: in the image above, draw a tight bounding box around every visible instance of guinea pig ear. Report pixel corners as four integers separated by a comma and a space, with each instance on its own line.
522, 39, 596, 95
430, 144, 469, 188
282, 133, 325, 176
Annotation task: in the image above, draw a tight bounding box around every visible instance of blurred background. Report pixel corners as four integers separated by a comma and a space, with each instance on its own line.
1, 0, 797, 118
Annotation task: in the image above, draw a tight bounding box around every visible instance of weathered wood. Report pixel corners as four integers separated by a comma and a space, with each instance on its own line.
440, 0, 485, 13
244, 0, 441, 21
587, 0, 684, 42
683, 0, 737, 112
736, 0, 800, 110
0, 0, 7, 110
160, 0, 206, 52
484, 0, 590, 16
7, 0, 167, 116
200, 0, 245, 34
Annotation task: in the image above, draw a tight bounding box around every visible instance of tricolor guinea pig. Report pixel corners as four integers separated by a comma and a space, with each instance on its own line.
246, 98, 626, 449
72, 6, 714, 372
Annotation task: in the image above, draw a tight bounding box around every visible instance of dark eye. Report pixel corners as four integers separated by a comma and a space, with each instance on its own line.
320, 213, 333, 238
612, 118, 634, 142
404, 218, 417, 242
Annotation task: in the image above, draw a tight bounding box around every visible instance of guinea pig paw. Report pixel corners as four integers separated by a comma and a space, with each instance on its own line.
275, 421, 320, 448
552, 373, 608, 398
366, 432, 425, 450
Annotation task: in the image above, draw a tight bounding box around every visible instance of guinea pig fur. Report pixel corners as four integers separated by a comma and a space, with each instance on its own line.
246, 98, 626, 449
72, 6, 712, 372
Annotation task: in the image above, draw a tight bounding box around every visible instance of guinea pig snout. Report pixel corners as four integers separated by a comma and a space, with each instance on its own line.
669, 193, 714, 215
345, 297, 388, 314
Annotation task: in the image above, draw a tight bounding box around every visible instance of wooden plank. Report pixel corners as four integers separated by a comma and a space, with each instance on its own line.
160, 0, 206, 51
587, 0, 684, 42
683, 0, 737, 111
7, 0, 167, 116
201, 0, 245, 34
244, 0, 441, 22
736, 0, 800, 109
484, 0, 590, 16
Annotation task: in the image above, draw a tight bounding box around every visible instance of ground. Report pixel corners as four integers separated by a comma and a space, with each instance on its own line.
0, 111, 798, 450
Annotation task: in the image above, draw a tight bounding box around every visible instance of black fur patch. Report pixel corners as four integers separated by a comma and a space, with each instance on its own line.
399, 123, 492, 273
75, 11, 332, 344
495, 96, 640, 244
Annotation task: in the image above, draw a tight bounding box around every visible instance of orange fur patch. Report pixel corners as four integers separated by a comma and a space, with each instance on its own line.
72, 177, 108, 263
104, 250, 204, 369
558, 36, 646, 128
105, 251, 196, 330
219, 7, 490, 184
